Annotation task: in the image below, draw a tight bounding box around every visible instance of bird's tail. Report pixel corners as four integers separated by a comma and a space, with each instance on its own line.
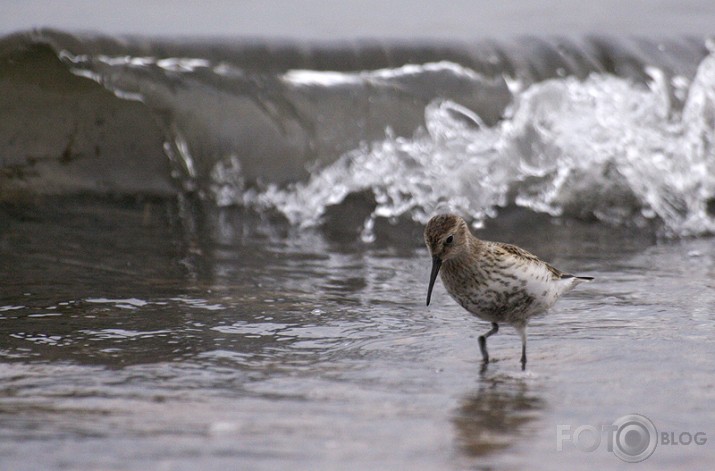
561, 274, 594, 281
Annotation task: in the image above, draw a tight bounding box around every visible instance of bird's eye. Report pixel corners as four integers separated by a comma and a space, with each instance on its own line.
445, 235, 454, 246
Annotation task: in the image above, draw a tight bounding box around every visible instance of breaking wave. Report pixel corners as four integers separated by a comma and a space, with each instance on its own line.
239, 52, 715, 238
2, 29, 715, 237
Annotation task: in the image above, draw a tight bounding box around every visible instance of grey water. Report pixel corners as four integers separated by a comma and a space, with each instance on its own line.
4, 1, 715, 469
1, 198, 713, 470
4, 0, 715, 38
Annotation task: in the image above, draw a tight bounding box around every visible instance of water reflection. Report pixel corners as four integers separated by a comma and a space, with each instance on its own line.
9, 196, 709, 470
453, 372, 546, 459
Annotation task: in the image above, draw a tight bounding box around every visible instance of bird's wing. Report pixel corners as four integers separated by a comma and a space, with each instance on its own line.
492, 242, 564, 279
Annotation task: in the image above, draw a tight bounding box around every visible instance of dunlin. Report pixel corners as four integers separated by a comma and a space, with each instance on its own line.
424, 214, 592, 369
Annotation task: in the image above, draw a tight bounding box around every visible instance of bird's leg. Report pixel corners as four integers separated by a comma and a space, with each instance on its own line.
478, 322, 499, 363
516, 325, 527, 370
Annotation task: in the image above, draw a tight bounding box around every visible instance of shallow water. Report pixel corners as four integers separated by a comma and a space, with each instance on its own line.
1, 198, 713, 470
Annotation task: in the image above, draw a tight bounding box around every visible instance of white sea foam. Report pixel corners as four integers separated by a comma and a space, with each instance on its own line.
239, 52, 715, 237
282, 61, 487, 87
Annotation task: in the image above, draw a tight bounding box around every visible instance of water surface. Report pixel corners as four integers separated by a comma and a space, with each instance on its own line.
1, 198, 713, 469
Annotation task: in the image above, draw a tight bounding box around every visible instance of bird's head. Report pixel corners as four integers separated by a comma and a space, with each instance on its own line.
424, 214, 471, 305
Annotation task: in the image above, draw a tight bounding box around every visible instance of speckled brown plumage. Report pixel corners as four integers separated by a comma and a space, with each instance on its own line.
424, 214, 592, 369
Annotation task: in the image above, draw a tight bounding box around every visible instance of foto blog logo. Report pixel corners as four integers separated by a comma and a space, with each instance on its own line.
556, 413, 707, 463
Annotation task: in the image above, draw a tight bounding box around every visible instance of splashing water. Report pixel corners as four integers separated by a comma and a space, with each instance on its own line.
221, 54, 715, 237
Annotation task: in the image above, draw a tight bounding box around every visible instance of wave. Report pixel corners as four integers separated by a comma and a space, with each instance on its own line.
1, 29, 714, 236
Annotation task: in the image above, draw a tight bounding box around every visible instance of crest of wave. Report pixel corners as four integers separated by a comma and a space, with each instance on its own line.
239, 53, 715, 237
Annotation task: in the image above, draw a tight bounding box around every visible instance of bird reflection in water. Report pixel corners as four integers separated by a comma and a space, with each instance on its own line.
452, 373, 546, 459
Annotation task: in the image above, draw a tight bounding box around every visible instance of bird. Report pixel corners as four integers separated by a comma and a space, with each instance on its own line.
424, 213, 592, 369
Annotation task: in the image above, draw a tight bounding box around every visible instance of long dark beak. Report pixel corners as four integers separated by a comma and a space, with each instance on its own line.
426, 256, 442, 306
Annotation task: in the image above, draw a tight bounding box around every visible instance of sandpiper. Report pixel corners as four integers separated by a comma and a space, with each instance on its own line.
424, 214, 592, 369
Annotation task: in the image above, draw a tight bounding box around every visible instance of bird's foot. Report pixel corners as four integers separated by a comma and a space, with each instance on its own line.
478, 335, 489, 363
